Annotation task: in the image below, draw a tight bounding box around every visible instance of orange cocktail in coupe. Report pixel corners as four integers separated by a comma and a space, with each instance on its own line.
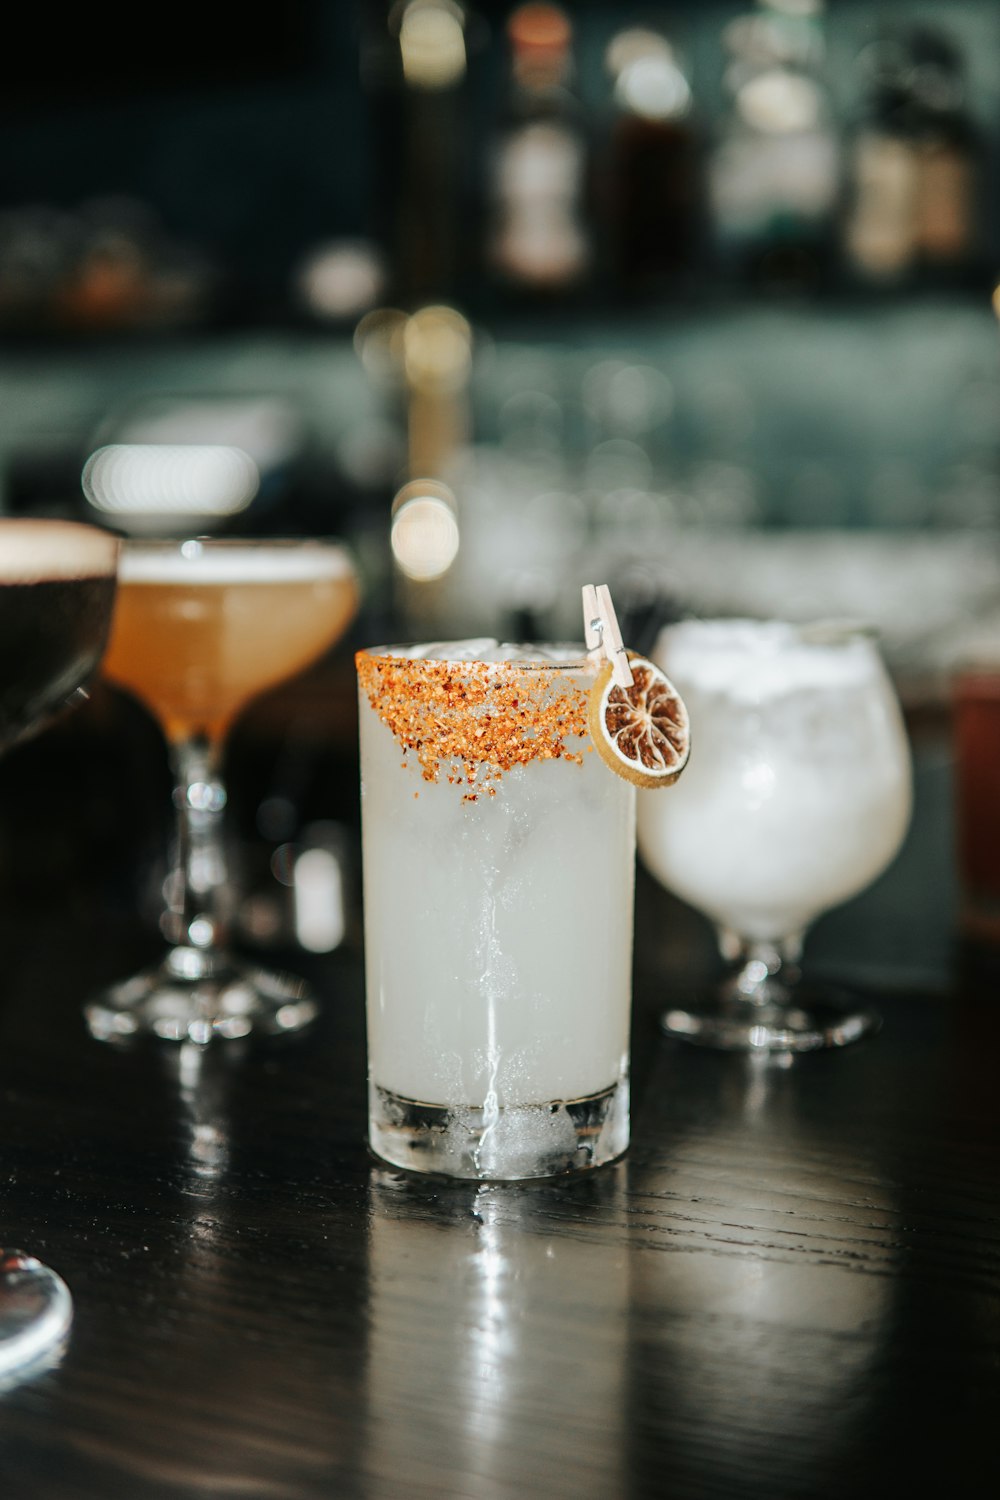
90, 537, 359, 1045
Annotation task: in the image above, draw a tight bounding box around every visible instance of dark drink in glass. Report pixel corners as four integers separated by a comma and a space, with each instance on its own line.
0, 520, 119, 750
0, 517, 118, 1386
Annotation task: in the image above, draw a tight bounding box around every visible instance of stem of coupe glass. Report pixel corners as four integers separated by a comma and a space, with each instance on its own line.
163, 736, 231, 980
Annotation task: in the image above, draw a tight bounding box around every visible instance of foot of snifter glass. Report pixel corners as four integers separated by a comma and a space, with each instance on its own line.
661, 988, 881, 1051
660, 933, 881, 1052
369, 1078, 629, 1181
85, 945, 318, 1045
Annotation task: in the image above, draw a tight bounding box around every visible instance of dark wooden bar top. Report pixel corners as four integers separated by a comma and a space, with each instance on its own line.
0, 708, 998, 1499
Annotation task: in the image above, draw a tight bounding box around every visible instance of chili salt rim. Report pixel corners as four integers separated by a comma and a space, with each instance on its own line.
356, 646, 596, 795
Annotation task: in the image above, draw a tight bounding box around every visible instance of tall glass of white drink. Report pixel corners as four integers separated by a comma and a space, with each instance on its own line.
637, 619, 912, 1051
357, 641, 637, 1180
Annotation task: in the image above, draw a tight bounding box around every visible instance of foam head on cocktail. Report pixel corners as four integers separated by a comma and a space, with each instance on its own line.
87, 537, 359, 1045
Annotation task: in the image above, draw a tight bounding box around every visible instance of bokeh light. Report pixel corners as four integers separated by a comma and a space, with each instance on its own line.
398, 0, 467, 91
391, 479, 461, 580
82, 444, 259, 521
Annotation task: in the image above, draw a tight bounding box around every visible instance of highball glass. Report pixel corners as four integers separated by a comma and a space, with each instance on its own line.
358, 641, 635, 1179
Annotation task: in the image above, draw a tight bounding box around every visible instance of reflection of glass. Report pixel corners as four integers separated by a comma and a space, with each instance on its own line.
88, 537, 358, 1045
0, 517, 119, 1382
366, 1169, 628, 1489
638, 619, 912, 1050
357, 641, 635, 1179
627, 1053, 895, 1495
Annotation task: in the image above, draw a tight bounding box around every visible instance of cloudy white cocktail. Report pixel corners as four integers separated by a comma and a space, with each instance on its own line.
638, 619, 912, 1049
357, 640, 636, 1179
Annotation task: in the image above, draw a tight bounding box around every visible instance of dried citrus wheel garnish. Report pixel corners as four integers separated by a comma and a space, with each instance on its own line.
588, 656, 690, 788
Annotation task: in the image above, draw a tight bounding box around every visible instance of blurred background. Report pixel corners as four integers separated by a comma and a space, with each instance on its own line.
2, 0, 998, 977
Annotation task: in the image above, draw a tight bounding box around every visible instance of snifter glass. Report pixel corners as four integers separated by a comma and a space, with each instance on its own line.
0, 517, 119, 1381
86, 536, 358, 1045
637, 619, 912, 1051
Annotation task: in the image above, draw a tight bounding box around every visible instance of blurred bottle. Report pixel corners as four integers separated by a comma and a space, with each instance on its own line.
600, 27, 703, 302
708, 1, 840, 293
0, 197, 213, 333
363, 0, 473, 305
401, 303, 473, 478
953, 663, 1000, 948
484, 3, 592, 302
845, 26, 978, 287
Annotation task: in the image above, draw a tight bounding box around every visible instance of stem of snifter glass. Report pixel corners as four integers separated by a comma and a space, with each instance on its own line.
717, 928, 804, 1006
162, 735, 231, 981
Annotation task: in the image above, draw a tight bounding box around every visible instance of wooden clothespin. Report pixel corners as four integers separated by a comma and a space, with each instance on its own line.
582, 583, 633, 689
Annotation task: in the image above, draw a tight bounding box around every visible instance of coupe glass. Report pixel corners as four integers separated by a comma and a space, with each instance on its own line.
0, 517, 119, 1380
637, 619, 912, 1051
86, 537, 359, 1045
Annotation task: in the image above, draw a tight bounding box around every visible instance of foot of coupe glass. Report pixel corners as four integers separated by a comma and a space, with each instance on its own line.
88, 736, 318, 1045
660, 931, 881, 1052
85, 956, 318, 1045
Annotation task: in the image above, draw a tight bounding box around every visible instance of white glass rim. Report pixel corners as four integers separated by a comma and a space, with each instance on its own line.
117, 535, 353, 556
115, 535, 358, 584
662, 615, 881, 649
357, 642, 593, 674
795, 617, 880, 647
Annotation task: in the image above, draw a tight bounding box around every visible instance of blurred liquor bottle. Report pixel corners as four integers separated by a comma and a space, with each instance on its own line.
599, 27, 704, 302
483, 2, 593, 302
707, 1, 840, 293
362, 0, 474, 305
845, 25, 979, 288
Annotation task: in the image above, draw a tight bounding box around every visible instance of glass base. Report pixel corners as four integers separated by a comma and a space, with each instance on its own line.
369, 1079, 629, 1181
0, 1250, 73, 1386
661, 985, 881, 1052
85, 949, 318, 1045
